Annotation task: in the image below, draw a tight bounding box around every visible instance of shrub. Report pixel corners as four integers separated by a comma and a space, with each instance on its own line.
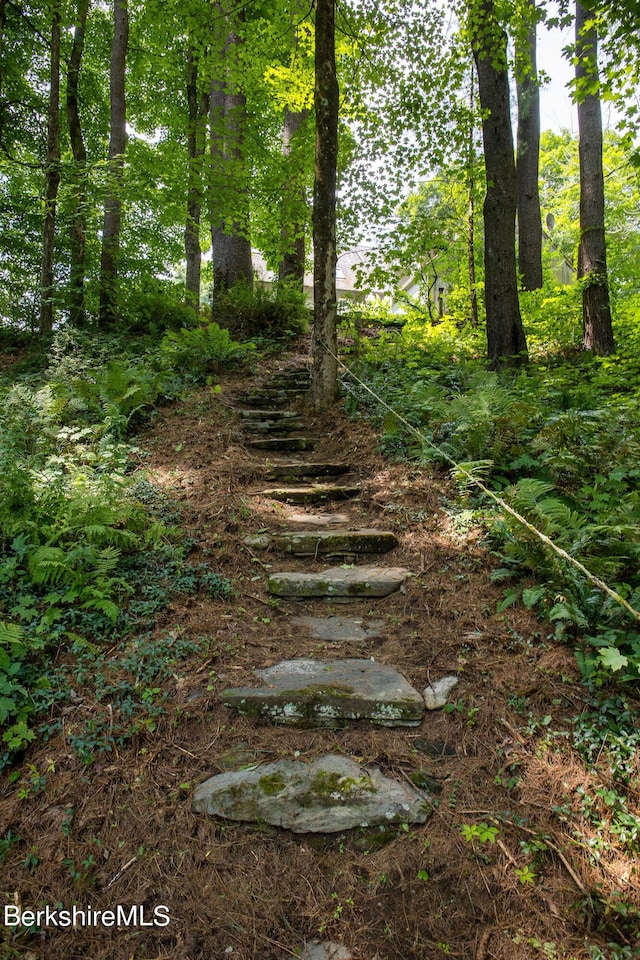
121, 279, 199, 335
158, 321, 254, 378
212, 279, 309, 340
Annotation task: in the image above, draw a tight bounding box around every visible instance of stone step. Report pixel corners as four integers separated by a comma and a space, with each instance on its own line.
267, 376, 311, 389
245, 529, 398, 556
267, 564, 409, 598
266, 367, 310, 380
242, 418, 306, 434
240, 390, 304, 408
264, 461, 350, 481
239, 395, 291, 409
248, 437, 316, 452
192, 754, 428, 833
291, 615, 387, 642
249, 387, 305, 399
259, 484, 361, 504
222, 658, 424, 727
286, 512, 352, 527
239, 409, 301, 420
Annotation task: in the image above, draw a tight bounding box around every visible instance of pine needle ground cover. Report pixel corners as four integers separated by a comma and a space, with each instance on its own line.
0, 328, 639, 959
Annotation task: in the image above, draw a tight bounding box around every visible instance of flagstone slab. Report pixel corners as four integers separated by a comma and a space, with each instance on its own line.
242, 418, 306, 434
264, 462, 350, 481
192, 754, 429, 833
248, 437, 316, 451
244, 529, 398, 556
259, 484, 361, 504
301, 942, 352, 960
286, 512, 352, 527
267, 377, 311, 389
291, 615, 387, 642
222, 658, 424, 727
239, 409, 301, 420
240, 395, 291, 409
267, 565, 409, 598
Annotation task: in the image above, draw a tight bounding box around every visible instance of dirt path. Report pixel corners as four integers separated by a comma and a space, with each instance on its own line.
0, 344, 627, 960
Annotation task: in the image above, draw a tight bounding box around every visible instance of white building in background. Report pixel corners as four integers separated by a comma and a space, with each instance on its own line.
251, 246, 386, 304
251, 246, 449, 316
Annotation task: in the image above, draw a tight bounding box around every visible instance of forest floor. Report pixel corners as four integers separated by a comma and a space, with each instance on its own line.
1, 337, 639, 960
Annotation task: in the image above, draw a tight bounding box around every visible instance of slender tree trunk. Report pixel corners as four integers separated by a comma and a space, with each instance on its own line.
185, 46, 208, 313
209, 54, 226, 302
99, 0, 129, 330
471, 0, 528, 366
311, 0, 339, 408
575, 0, 614, 354
39, 2, 61, 335
467, 63, 479, 328
209, 6, 252, 302
66, 0, 90, 327
516, 0, 543, 291
279, 105, 309, 288
0, 0, 6, 142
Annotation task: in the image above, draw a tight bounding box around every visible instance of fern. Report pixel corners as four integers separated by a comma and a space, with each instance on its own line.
27, 546, 72, 587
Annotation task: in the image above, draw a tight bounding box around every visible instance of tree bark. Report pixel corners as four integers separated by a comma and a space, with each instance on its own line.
39, 2, 61, 336
516, 0, 543, 291
471, 0, 528, 366
209, 5, 253, 302
311, 0, 339, 408
99, 0, 129, 330
66, 0, 90, 327
0, 0, 6, 143
575, 0, 615, 354
185, 46, 208, 314
467, 62, 479, 328
279, 104, 309, 288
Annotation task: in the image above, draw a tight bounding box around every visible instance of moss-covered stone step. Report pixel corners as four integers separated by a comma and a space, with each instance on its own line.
259, 484, 361, 504
239, 398, 289, 410
240, 409, 300, 420
222, 658, 424, 727
239, 391, 299, 409
286, 512, 351, 527
248, 437, 316, 451
244, 529, 398, 556
192, 754, 428, 833
242, 417, 306, 434
267, 564, 409, 598
291, 615, 387, 641
248, 387, 305, 400
266, 375, 310, 389
264, 461, 350, 481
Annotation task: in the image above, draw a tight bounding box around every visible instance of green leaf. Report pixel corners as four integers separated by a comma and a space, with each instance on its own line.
597, 647, 629, 672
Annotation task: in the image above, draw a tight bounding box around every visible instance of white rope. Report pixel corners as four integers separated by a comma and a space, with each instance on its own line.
326, 346, 640, 624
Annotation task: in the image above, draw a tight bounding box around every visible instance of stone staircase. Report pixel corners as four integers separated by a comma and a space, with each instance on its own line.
192, 363, 457, 851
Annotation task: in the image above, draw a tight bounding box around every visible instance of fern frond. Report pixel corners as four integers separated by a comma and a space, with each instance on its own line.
93, 546, 121, 576
28, 546, 72, 586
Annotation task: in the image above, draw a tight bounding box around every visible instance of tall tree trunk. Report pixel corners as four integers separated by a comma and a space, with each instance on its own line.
99, 0, 128, 330
516, 0, 543, 291
0, 0, 6, 142
471, 0, 528, 366
575, 0, 615, 354
66, 0, 90, 327
467, 62, 479, 328
209, 58, 226, 302
311, 0, 339, 408
185, 46, 208, 313
39, 2, 61, 336
209, 6, 252, 302
278, 105, 309, 288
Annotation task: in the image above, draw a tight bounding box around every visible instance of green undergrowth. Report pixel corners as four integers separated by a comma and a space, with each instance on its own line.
345, 295, 640, 686
0, 322, 246, 764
